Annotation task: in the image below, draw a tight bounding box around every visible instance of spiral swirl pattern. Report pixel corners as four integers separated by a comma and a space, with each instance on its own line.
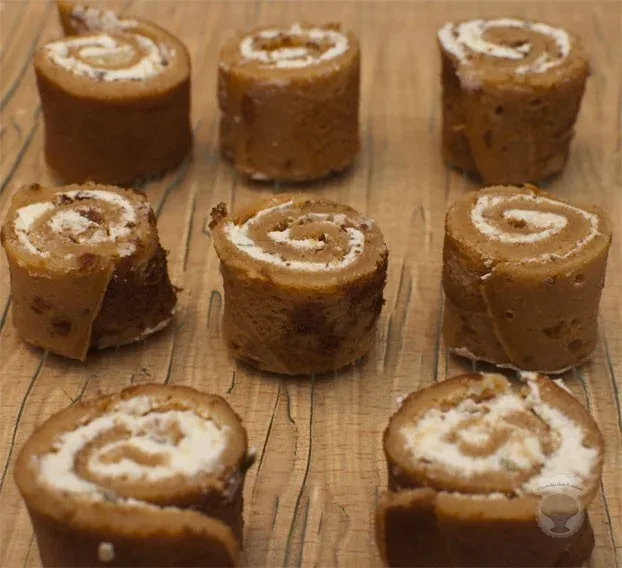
239, 23, 349, 69
438, 18, 571, 75
470, 192, 600, 260
12, 188, 147, 260
222, 199, 375, 272
398, 373, 598, 495
15, 385, 249, 566
68, 4, 139, 33
379, 373, 603, 568
442, 186, 611, 373
45, 32, 173, 81
37, 394, 229, 498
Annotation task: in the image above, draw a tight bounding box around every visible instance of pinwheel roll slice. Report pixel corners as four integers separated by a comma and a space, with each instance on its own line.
442, 184, 611, 373
15, 384, 255, 567
1, 183, 177, 360
210, 193, 388, 375
438, 18, 589, 184
219, 23, 360, 181
377, 372, 604, 567
56, 0, 140, 35
34, 2, 191, 185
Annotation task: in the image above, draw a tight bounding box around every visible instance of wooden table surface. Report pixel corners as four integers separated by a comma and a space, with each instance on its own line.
0, 1, 620, 566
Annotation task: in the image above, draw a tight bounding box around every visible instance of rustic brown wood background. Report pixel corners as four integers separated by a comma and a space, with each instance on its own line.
0, 1, 620, 566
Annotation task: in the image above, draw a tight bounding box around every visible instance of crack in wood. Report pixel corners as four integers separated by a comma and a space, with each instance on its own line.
11, 116, 22, 139
21, 533, 36, 568
158, 170, 202, 387
296, 497, 311, 568
226, 371, 236, 394
70, 378, 89, 405
206, 290, 222, 329
0, 109, 41, 196
0, 4, 52, 112
0, 297, 12, 332
162, 338, 177, 385
432, 285, 444, 383
154, 156, 193, 218
331, 499, 353, 568
574, 368, 620, 566
285, 383, 296, 425
229, 171, 238, 214
382, 260, 413, 374
335, 501, 350, 520
272, 495, 280, 530
182, 192, 198, 271
150, 114, 210, 216
252, 382, 282, 499
283, 375, 315, 567
0, 351, 48, 493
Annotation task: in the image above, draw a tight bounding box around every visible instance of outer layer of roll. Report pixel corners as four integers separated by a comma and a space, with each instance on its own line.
438, 18, 589, 184
377, 372, 604, 567
56, 0, 137, 36
15, 384, 255, 567
34, 2, 192, 185
442, 184, 611, 373
1, 182, 177, 360
219, 23, 360, 181
210, 193, 387, 375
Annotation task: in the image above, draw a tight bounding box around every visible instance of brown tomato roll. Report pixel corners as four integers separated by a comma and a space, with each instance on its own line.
1, 182, 177, 360
219, 23, 360, 181
438, 18, 589, 184
377, 372, 604, 567
34, 1, 192, 185
210, 193, 387, 375
443, 185, 611, 373
15, 384, 255, 567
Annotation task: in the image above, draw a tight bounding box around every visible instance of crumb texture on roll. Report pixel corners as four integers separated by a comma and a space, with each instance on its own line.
14, 384, 253, 567
443, 184, 611, 373
1, 183, 177, 360
211, 193, 387, 375
218, 23, 360, 181
377, 372, 604, 567
57, 0, 139, 35
34, 1, 192, 185
438, 18, 589, 184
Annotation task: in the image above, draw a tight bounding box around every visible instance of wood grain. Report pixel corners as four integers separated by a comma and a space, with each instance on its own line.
0, 1, 620, 566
